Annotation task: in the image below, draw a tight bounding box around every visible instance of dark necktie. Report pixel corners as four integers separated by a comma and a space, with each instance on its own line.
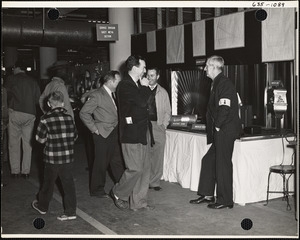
111, 92, 117, 108
148, 120, 155, 147
137, 80, 142, 88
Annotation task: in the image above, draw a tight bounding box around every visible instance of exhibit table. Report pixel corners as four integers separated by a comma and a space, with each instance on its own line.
162, 129, 294, 205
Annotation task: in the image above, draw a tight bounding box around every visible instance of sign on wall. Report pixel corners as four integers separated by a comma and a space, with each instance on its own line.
96, 24, 119, 41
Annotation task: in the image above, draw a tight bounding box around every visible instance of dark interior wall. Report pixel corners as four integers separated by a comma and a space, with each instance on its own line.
131, 29, 166, 70
131, 10, 262, 69
145, 29, 167, 69
131, 33, 147, 57
131, 9, 264, 96
205, 10, 261, 65
131, 10, 294, 129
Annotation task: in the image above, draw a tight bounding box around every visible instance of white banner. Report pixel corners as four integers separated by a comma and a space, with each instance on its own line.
214, 12, 245, 50
166, 25, 184, 64
192, 20, 206, 57
146, 31, 156, 53
262, 8, 295, 62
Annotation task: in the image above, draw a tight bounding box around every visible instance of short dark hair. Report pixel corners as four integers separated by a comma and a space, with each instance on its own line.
48, 91, 64, 105
147, 67, 160, 76
125, 55, 145, 71
14, 59, 27, 71
103, 70, 120, 83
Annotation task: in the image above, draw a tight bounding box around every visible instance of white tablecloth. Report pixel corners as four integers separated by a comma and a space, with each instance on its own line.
162, 129, 295, 205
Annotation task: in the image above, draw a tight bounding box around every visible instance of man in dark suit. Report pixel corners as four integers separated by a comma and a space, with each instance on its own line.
189, 55, 242, 209
110, 55, 154, 211
80, 71, 124, 198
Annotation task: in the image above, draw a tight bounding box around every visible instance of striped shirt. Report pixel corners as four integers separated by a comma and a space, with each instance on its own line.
36, 107, 77, 164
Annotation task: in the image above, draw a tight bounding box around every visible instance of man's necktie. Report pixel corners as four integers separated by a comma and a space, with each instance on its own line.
148, 120, 155, 147
112, 92, 117, 108
137, 80, 142, 88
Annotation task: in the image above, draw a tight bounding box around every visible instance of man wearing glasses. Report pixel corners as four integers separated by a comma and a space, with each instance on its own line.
190, 55, 242, 209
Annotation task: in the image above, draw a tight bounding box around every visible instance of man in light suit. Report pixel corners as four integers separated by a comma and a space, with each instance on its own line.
80, 71, 124, 198
147, 67, 171, 191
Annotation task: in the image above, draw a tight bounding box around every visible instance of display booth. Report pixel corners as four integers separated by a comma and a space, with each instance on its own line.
131, 8, 297, 131
162, 129, 295, 206
131, 8, 298, 206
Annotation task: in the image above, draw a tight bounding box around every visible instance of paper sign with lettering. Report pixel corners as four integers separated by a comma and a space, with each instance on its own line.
273, 89, 287, 112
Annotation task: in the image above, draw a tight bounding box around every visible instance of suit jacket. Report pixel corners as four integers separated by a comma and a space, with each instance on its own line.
80, 86, 118, 138
155, 84, 171, 129
206, 73, 242, 144
117, 73, 152, 145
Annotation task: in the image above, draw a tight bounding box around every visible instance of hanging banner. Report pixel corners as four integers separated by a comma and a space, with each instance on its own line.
192, 20, 206, 57
262, 8, 295, 62
166, 25, 184, 64
214, 12, 245, 50
147, 31, 156, 52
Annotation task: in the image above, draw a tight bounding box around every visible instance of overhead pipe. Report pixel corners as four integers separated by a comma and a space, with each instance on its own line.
2, 16, 99, 47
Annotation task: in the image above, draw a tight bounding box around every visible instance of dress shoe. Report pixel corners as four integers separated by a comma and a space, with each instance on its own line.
149, 186, 162, 191
207, 203, 234, 209
189, 195, 215, 204
22, 174, 30, 179
109, 189, 129, 210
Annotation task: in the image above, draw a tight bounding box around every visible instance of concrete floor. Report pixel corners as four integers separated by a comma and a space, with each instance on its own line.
1, 138, 298, 237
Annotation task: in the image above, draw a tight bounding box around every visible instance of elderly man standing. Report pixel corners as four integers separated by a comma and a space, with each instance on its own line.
110, 55, 153, 211
80, 71, 124, 198
5, 60, 41, 179
189, 55, 242, 209
147, 67, 171, 191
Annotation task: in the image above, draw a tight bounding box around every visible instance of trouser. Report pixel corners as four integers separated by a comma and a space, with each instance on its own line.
8, 109, 35, 174
113, 132, 151, 210
90, 127, 124, 195
38, 162, 77, 215
1, 126, 8, 185
149, 122, 166, 187
84, 126, 94, 182
2, 127, 8, 162
197, 130, 236, 205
